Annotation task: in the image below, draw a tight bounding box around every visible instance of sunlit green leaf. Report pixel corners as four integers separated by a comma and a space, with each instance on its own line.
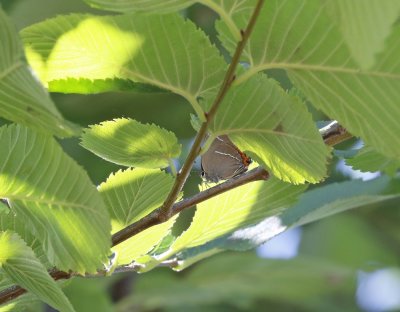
0, 9, 79, 137
99, 168, 177, 265
0, 231, 75, 312
0, 201, 8, 214
49, 78, 163, 94
0, 124, 111, 274
217, 0, 400, 159
83, 0, 195, 13
161, 177, 305, 261
208, 74, 330, 184
81, 118, 181, 168
21, 13, 225, 117
0, 210, 49, 267
0, 210, 45, 311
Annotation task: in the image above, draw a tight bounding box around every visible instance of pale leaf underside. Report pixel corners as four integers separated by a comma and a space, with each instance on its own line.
217, 0, 400, 159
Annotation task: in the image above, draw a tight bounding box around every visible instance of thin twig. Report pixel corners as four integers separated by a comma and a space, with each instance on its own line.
158, 0, 266, 221
112, 121, 351, 245
0, 270, 71, 305
112, 167, 269, 246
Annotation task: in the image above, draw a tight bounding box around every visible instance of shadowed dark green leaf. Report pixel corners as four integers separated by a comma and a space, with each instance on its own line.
0, 9, 79, 137
346, 146, 400, 176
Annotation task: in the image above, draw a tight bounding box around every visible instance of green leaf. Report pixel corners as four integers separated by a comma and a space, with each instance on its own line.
0, 9, 79, 138
49, 78, 164, 94
120, 253, 355, 311
224, 175, 400, 251
199, 0, 256, 41
0, 124, 111, 274
21, 13, 225, 117
208, 74, 330, 184
325, 0, 400, 69
0, 201, 8, 214
0, 210, 49, 268
99, 168, 177, 265
0, 293, 42, 312
83, 0, 196, 13
174, 175, 400, 268
162, 177, 305, 259
217, 0, 400, 159
0, 231, 75, 312
0, 214, 43, 312
81, 118, 181, 168
346, 146, 400, 176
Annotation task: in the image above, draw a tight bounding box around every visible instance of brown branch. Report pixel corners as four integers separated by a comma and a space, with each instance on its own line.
0, 122, 352, 306
158, 0, 266, 220
321, 120, 353, 146
112, 166, 269, 246
0, 270, 71, 305
0, 2, 267, 305
0, 2, 354, 304
112, 121, 351, 245
0, 285, 26, 305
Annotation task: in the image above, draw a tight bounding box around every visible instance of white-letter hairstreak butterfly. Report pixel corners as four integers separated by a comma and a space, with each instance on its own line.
201, 135, 252, 183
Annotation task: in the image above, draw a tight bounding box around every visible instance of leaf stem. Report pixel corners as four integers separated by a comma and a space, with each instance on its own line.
157, 0, 265, 221
199, 0, 242, 41
111, 166, 269, 246
168, 159, 177, 177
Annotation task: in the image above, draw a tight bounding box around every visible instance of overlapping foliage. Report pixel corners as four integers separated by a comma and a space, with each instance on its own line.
0, 1, 399, 310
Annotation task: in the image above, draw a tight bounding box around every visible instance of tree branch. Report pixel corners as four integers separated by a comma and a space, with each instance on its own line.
112, 166, 269, 246
0, 121, 352, 306
112, 121, 351, 245
0, 2, 267, 305
320, 120, 352, 146
158, 0, 265, 220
